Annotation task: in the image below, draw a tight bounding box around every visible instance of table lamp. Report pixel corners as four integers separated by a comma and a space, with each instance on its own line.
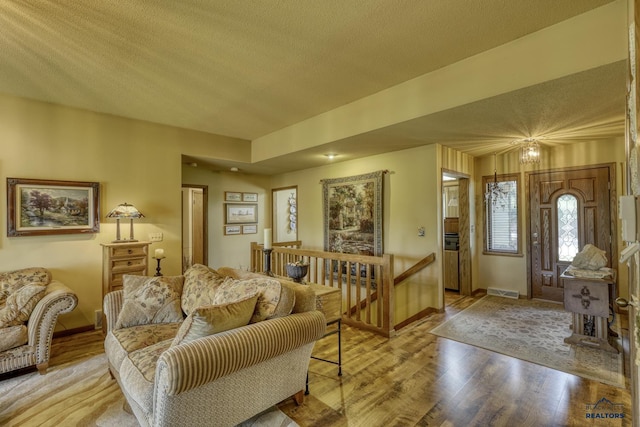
106, 202, 144, 242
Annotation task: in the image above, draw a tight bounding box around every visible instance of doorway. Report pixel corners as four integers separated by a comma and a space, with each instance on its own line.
182, 184, 208, 272
527, 164, 615, 302
442, 170, 471, 300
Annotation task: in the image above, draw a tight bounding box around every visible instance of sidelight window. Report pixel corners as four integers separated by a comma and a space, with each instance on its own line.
557, 194, 579, 261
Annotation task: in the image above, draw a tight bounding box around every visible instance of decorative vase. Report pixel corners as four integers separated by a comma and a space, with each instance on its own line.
286, 264, 309, 283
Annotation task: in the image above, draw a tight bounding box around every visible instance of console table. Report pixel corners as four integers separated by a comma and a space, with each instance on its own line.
561, 271, 617, 353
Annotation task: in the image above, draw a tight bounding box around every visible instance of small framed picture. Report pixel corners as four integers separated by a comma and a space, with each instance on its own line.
225, 191, 242, 202
242, 224, 257, 234
224, 225, 241, 235
225, 203, 258, 224
242, 192, 258, 202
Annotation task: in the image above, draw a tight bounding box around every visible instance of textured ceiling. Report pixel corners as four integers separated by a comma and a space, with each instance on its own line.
0, 0, 626, 173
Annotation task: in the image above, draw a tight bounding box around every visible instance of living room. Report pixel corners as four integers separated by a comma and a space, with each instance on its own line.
0, 1, 635, 425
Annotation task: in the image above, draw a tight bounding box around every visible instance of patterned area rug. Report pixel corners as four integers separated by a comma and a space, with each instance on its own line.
430, 295, 625, 388
0, 352, 298, 426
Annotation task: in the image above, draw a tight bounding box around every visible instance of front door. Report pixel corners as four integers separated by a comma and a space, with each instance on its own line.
528, 165, 613, 302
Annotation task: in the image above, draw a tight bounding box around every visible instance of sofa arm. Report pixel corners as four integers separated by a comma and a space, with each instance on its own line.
103, 290, 124, 333
27, 280, 78, 360
156, 310, 326, 396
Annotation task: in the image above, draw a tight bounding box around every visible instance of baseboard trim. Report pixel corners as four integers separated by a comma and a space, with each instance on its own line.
395, 307, 439, 331
53, 325, 95, 339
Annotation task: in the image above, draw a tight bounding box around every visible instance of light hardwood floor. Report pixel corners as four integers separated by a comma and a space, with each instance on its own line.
281, 292, 631, 426
1, 291, 631, 427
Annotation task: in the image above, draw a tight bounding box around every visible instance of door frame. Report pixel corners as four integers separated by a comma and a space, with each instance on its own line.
524, 162, 617, 299
441, 169, 471, 296
181, 184, 209, 271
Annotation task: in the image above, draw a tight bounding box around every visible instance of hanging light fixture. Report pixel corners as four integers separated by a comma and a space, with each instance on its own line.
484, 153, 510, 208
519, 138, 541, 164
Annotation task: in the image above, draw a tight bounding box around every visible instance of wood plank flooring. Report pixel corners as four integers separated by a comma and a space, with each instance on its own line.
281, 292, 631, 426
0, 291, 631, 426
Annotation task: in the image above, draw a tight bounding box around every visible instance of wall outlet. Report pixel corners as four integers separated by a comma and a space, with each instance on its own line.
149, 232, 163, 242
94, 309, 103, 330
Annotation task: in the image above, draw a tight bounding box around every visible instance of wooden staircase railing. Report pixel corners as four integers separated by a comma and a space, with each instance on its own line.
251, 242, 395, 337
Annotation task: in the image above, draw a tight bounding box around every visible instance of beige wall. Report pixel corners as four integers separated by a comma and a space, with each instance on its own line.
271, 145, 447, 324
0, 93, 249, 331
474, 138, 626, 298
182, 166, 270, 270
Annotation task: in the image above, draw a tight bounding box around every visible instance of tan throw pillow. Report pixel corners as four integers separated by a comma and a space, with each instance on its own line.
213, 277, 282, 323
181, 264, 226, 316
0, 284, 47, 328
171, 294, 259, 346
115, 275, 185, 329
0, 324, 28, 352
0, 267, 51, 306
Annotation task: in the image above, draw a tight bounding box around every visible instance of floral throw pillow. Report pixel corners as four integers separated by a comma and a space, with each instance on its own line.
0, 267, 51, 306
0, 284, 47, 328
181, 264, 226, 316
171, 293, 259, 347
115, 275, 185, 329
213, 277, 282, 323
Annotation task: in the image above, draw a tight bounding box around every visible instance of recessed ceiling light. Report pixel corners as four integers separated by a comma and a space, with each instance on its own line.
324, 153, 337, 160
230, 167, 239, 172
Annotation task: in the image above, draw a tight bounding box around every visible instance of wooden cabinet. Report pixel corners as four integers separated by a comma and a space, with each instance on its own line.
444, 250, 459, 291
101, 242, 150, 297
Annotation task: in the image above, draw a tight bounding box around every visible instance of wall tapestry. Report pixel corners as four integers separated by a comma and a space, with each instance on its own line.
322, 170, 384, 256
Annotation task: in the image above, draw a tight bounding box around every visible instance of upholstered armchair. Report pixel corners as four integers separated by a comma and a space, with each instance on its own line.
0, 268, 78, 375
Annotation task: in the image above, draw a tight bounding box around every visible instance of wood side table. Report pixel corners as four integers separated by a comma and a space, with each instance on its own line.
561, 272, 618, 353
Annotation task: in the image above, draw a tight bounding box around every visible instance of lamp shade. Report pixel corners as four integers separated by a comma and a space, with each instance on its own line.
106, 202, 144, 219
107, 202, 144, 242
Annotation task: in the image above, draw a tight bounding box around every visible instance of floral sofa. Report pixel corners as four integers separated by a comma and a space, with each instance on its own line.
0, 267, 78, 375
103, 264, 326, 427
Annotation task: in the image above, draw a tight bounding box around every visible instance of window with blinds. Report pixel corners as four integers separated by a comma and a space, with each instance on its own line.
483, 174, 520, 255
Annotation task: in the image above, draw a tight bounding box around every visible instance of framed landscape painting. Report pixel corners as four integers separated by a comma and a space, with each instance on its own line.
7, 178, 100, 236
225, 203, 258, 224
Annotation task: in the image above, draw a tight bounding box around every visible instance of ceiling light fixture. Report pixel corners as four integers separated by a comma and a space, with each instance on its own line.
484, 153, 511, 209
518, 138, 541, 164
324, 153, 337, 160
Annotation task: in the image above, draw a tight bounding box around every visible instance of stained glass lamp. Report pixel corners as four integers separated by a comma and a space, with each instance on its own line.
106, 202, 144, 242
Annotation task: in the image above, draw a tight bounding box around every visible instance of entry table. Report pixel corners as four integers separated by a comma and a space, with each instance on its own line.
560, 271, 617, 353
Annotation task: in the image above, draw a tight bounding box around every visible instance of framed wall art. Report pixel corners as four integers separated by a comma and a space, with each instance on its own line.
7, 178, 100, 237
242, 224, 257, 234
224, 191, 242, 202
224, 225, 241, 235
242, 192, 258, 202
225, 203, 258, 224
322, 170, 384, 256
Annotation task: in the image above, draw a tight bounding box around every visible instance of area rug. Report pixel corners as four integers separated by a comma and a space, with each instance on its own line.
430, 295, 625, 388
0, 352, 298, 426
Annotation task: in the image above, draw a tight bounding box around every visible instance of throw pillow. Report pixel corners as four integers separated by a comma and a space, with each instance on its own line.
171, 293, 259, 347
181, 264, 226, 316
115, 275, 185, 329
0, 284, 47, 328
0, 267, 51, 306
0, 324, 28, 352
213, 277, 282, 323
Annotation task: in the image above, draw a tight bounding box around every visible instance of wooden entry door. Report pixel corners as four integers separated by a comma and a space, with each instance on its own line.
528, 165, 612, 302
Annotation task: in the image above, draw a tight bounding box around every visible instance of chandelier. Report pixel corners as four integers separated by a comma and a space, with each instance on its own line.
519, 138, 540, 164
484, 153, 510, 209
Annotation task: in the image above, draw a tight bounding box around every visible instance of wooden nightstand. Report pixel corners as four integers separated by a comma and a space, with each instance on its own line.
101, 242, 150, 296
